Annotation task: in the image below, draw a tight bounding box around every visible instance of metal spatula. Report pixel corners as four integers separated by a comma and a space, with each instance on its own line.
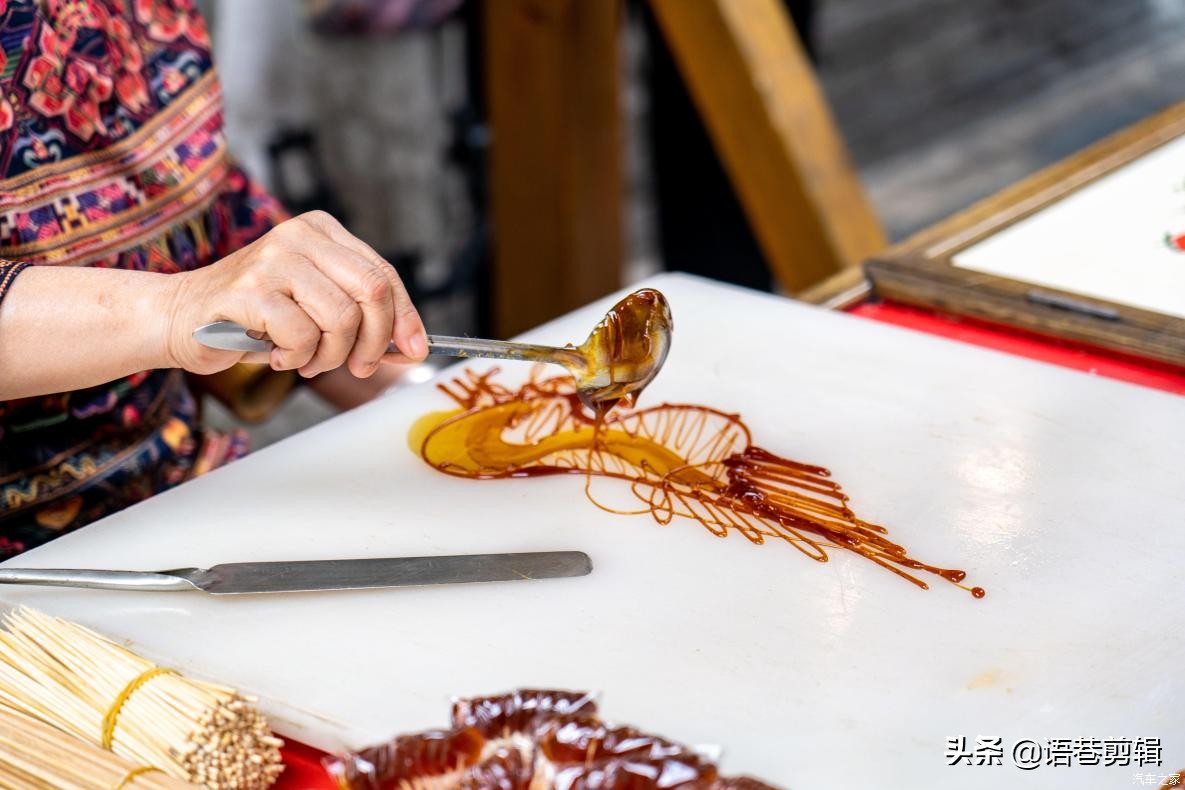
0, 551, 592, 595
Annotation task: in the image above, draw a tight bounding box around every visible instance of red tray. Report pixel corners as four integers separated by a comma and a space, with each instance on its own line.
849, 301, 1185, 396
277, 740, 337, 789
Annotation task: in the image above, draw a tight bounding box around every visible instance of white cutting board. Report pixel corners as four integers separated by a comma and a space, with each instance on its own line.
1, 273, 1182, 790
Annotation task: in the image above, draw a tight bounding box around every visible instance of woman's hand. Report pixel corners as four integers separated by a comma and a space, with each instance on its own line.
165, 211, 428, 379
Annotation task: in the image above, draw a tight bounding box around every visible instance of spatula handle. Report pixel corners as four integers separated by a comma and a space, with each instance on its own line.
0, 568, 198, 592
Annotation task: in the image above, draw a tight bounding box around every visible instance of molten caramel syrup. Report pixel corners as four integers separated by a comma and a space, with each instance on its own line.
410, 368, 984, 598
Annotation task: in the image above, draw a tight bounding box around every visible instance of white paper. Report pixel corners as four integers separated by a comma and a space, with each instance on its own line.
953, 134, 1185, 319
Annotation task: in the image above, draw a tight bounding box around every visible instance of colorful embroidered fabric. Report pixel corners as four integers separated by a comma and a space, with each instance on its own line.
0, 0, 287, 557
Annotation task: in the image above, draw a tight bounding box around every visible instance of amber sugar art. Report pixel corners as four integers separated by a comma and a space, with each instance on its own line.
410, 368, 984, 598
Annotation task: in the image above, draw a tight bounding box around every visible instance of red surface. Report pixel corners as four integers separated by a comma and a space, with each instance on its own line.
271, 298, 1185, 787
276, 740, 337, 790
849, 301, 1185, 396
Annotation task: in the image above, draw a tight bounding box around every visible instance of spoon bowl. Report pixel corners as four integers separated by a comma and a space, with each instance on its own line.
568, 288, 673, 410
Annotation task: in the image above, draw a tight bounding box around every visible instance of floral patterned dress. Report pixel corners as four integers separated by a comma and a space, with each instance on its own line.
0, 0, 287, 557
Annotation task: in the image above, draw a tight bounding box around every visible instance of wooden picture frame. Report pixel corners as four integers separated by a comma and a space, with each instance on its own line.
865, 102, 1185, 366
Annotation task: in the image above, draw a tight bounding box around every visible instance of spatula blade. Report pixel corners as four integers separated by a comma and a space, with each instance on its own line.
185, 551, 592, 595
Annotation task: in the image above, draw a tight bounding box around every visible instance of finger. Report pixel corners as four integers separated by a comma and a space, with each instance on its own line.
287, 261, 362, 378
292, 235, 401, 375
385, 266, 428, 362
250, 294, 320, 372
297, 212, 428, 361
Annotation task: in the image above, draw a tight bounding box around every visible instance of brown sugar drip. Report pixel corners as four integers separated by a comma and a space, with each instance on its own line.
323, 689, 782, 790
537, 717, 720, 786
452, 689, 599, 739
322, 727, 488, 789
410, 368, 984, 598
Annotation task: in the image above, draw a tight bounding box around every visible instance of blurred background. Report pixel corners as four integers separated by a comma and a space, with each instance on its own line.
197, 0, 1185, 442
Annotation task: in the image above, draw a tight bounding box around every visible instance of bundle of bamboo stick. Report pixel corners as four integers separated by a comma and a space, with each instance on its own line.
0, 705, 197, 789
0, 608, 283, 789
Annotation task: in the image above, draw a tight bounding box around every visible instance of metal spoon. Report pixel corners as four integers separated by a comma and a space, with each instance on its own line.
192, 289, 672, 408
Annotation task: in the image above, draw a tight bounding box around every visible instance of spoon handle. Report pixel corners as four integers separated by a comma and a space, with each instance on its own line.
427, 335, 572, 364
192, 321, 580, 366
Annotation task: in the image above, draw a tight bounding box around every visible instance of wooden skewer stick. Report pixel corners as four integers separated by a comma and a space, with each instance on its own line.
0, 705, 196, 788
0, 608, 284, 789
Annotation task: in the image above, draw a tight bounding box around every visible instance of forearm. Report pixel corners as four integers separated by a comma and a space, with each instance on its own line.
0, 266, 176, 400
0, 212, 428, 402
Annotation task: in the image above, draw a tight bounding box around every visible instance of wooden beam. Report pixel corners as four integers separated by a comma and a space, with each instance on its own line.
484, 0, 625, 337
648, 0, 886, 293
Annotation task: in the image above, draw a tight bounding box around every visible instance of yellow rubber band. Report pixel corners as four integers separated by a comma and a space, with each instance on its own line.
101, 667, 175, 749
112, 765, 162, 790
